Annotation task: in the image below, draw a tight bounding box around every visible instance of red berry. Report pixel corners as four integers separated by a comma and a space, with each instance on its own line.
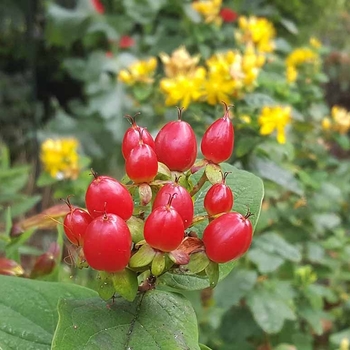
220, 8, 238, 23
83, 213, 132, 272
155, 108, 197, 172
144, 195, 185, 252
125, 132, 158, 183
63, 207, 93, 246
203, 212, 252, 263
122, 114, 155, 160
201, 102, 234, 164
152, 181, 193, 229
204, 172, 234, 216
85, 174, 133, 220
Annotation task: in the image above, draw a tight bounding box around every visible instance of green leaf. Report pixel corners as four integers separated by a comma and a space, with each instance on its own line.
254, 232, 301, 262
199, 344, 213, 350
158, 260, 235, 291
111, 269, 138, 302
97, 272, 116, 301
0, 275, 96, 349
280, 18, 298, 34
214, 269, 257, 308
124, 0, 166, 25
243, 93, 276, 109
36, 172, 57, 187
52, 290, 200, 349
247, 248, 284, 273
206, 261, 219, 288
46, 3, 90, 47
298, 308, 327, 335
246, 286, 296, 334
251, 157, 303, 195
330, 328, 350, 346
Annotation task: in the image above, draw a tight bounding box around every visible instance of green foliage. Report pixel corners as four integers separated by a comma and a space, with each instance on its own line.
1, 0, 350, 349
0, 145, 40, 221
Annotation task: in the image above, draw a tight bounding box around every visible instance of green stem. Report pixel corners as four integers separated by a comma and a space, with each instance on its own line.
190, 172, 208, 197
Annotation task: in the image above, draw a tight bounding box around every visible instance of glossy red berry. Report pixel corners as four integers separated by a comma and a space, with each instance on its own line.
122, 114, 155, 160
201, 102, 234, 164
63, 207, 93, 246
155, 108, 197, 172
144, 195, 185, 252
85, 174, 133, 220
152, 181, 193, 229
62, 198, 93, 246
125, 134, 158, 183
83, 213, 132, 272
203, 211, 252, 263
204, 172, 234, 216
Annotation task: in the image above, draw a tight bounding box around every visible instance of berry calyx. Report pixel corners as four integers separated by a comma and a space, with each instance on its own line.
204, 172, 234, 216
63, 198, 92, 246
122, 113, 155, 160
202, 211, 252, 263
201, 101, 234, 164
155, 108, 197, 172
144, 194, 185, 252
85, 172, 133, 220
125, 130, 158, 183
152, 178, 194, 229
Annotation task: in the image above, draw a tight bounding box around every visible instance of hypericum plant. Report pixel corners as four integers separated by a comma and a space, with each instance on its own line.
12, 103, 261, 349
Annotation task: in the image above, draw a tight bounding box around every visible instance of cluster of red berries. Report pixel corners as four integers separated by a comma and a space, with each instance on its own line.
63, 104, 253, 279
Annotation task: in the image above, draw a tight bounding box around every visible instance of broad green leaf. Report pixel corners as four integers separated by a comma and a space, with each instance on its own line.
298, 308, 327, 335
52, 290, 200, 350
247, 248, 284, 273
0, 275, 96, 350
253, 232, 301, 262
246, 286, 296, 334
46, 3, 90, 47
250, 157, 303, 195
214, 269, 258, 308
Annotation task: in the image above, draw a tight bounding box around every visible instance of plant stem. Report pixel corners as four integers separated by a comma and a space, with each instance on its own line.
190, 172, 208, 197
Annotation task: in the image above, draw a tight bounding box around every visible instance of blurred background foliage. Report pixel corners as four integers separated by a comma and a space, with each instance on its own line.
1, 0, 350, 349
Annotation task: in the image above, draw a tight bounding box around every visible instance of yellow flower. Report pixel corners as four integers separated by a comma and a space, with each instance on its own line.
204, 50, 243, 103
236, 16, 276, 53
321, 117, 332, 131
160, 46, 200, 78
118, 57, 157, 85
309, 37, 321, 49
340, 338, 350, 350
331, 105, 350, 134
40, 138, 80, 180
160, 67, 206, 108
286, 48, 318, 67
286, 64, 298, 83
258, 106, 292, 144
204, 72, 236, 105
242, 45, 265, 86
192, 0, 222, 25
240, 114, 251, 124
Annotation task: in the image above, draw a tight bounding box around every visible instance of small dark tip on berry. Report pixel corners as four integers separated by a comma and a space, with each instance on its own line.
176, 106, 185, 121
90, 168, 98, 179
